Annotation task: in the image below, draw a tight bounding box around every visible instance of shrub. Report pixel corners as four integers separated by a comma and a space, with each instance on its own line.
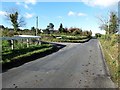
95, 33, 101, 38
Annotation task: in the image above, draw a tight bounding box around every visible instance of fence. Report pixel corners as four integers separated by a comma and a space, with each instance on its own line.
0, 35, 41, 50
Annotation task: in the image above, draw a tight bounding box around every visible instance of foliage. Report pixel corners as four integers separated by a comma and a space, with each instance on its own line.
98, 11, 119, 34
47, 23, 54, 30
109, 12, 119, 34
5, 9, 26, 31
9, 12, 19, 31
95, 33, 101, 38
42, 23, 54, 34
40, 33, 91, 43
31, 27, 36, 31
58, 23, 67, 33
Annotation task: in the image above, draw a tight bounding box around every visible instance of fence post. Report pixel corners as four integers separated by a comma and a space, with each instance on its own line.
38, 38, 41, 45
11, 39, 14, 50
27, 39, 29, 47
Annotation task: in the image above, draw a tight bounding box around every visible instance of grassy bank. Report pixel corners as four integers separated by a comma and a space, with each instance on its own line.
2, 43, 63, 71
99, 34, 120, 87
40, 34, 91, 43
2, 44, 52, 64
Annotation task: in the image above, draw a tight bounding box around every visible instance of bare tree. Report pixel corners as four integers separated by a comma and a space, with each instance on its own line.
97, 11, 119, 34
97, 14, 109, 34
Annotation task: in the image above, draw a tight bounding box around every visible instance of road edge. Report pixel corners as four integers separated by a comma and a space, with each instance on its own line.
98, 40, 119, 88
98, 40, 110, 77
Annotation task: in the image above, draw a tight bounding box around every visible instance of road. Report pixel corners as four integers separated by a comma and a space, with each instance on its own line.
2, 39, 116, 88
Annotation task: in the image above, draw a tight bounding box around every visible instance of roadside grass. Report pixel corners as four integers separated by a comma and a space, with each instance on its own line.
40, 34, 91, 43
99, 34, 120, 87
2, 44, 52, 64
2, 43, 65, 72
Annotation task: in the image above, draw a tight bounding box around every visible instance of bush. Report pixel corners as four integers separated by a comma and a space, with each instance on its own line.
110, 34, 118, 46
95, 33, 101, 38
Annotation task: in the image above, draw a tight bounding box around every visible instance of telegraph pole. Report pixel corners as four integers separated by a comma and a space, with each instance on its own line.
36, 16, 38, 36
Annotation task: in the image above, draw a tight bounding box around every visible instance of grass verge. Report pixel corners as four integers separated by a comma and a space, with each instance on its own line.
41, 34, 92, 43
2, 44, 61, 71
99, 34, 120, 87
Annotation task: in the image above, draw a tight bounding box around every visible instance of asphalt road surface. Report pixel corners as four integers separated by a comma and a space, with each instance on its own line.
2, 39, 116, 88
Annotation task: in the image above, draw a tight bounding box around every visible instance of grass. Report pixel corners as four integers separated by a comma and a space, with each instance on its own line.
2, 44, 52, 64
12, 47, 53, 60
99, 34, 120, 87
2, 38, 65, 71
2, 43, 62, 71
40, 33, 91, 43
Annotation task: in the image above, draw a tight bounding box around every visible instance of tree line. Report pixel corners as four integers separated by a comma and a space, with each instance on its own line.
2, 9, 92, 37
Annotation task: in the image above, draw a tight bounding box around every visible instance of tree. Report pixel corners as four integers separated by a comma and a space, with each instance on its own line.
98, 11, 119, 34
5, 8, 26, 31
59, 23, 64, 33
46, 23, 54, 34
48, 23, 54, 30
95, 33, 101, 38
109, 12, 119, 34
31, 27, 36, 31
97, 14, 109, 34
46, 25, 50, 34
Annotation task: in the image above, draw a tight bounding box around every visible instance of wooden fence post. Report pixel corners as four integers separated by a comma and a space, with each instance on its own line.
27, 39, 29, 47
38, 38, 41, 45
11, 39, 14, 50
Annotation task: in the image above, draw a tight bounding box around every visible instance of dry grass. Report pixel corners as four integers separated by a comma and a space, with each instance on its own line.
99, 34, 120, 88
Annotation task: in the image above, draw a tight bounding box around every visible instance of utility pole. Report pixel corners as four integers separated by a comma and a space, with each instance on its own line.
108, 21, 109, 34
36, 16, 38, 36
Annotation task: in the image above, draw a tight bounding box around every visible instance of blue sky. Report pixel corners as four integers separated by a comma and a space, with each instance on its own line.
0, 0, 119, 35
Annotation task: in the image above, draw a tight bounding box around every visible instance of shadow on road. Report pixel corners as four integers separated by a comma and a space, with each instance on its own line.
2, 42, 66, 73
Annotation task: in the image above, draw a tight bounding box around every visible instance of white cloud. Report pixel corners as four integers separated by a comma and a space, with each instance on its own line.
68, 11, 76, 16
24, 0, 37, 5
78, 13, 87, 16
24, 4, 30, 9
16, 2, 31, 10
0, 11, 7, 16
16, 2, 21, 5
80, 0, 119, 7
68, 11, 87, 17
24, 13, 34, 19
58, 16, 62, 18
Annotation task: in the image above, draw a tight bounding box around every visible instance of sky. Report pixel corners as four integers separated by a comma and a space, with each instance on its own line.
0, 0, 119, 35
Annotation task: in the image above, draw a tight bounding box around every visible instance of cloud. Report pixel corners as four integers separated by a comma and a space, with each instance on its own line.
68, 11, 87, 17
24, 4, 30, 9
16, 2, 31, 10
24, 13, 34, 19
0, 11, 7, 16
78, 13, 87, 16
80, 0, 119, 7
58, 16, 62, 18
68, 11, 76, 16
24, 0, 37, 5
16, 2, 21, 5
